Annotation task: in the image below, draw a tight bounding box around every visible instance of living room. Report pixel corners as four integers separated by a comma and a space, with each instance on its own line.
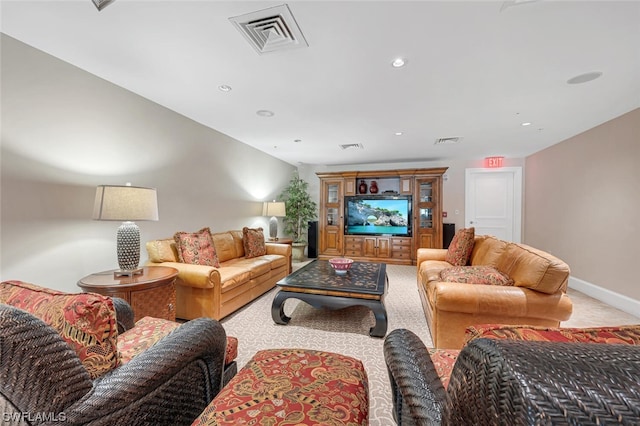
1, 1, 639, 424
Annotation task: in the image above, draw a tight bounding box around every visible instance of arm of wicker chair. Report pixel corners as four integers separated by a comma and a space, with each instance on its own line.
383, 329, 448, 425
63, 317, 227, 426
0, 305, 94, 418
111, 296, 135, 333
445, 338, 640, 425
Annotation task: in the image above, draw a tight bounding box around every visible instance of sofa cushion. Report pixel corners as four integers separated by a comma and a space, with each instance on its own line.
146, 238, 180, 263
445, 227, 475, 266
465, 324, 640, 346
0, 280, 120, 379
118, 316, 239, 366
495, 243, 569, 294
211, 232, 240, 263
469, 235, 508, 266
440, 266, 514, 286
174, 227, 220, 267
229, 230, 246, 258
242, 227, 266, 258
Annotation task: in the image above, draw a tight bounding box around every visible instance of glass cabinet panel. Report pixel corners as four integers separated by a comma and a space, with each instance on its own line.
327, 183, 339, 203
419, 181, 433, 202
419, 208, 433, 229
327, 207, 339, 226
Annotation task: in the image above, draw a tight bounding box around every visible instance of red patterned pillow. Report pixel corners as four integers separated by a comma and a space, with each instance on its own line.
466, 324, 640, 345
242, 227, 266, 258
174, 227, 220, 267
445, 227, 475, 266
440, 265, 514, 286
0, 280, 120, 379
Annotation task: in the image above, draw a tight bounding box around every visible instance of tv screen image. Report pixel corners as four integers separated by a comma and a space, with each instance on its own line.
345, 196, 412, 237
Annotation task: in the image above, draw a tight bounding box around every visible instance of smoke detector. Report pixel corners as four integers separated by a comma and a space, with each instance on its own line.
229, 4, 308, 55
434, 137, 462, 145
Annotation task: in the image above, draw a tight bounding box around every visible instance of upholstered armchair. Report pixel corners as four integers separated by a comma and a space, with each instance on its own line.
0, 280, 228, 425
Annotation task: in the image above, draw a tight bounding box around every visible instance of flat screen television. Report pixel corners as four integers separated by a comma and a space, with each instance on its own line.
344, 195, 412, 237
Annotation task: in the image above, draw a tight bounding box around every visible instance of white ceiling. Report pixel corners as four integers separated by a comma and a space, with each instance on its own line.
2, 1, 639, 166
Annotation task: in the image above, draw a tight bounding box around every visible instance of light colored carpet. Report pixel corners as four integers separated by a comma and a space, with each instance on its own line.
220, 261, 640, 425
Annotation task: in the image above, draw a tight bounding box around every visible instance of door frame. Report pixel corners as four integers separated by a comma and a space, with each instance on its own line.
464, 167, 523, 243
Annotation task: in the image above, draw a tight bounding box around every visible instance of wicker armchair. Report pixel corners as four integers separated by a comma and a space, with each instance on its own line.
0, 301, 227, 426
384, 328, 640, 425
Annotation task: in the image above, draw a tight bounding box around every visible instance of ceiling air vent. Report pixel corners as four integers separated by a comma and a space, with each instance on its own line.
434, 137, 462, 145
339, 143, 364, 150
229, 4, 308, 55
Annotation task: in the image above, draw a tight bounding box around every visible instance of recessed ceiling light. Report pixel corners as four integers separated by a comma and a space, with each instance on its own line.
218, 85, 232, 92
256, 110, 275, 117
521, 122, 532, 126
395, 132, 403, 136
567, 71, 603, 85
294, 139, 302, 143
391, 58, 407, 68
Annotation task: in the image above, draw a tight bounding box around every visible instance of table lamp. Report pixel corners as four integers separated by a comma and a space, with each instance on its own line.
93, 183, 159, 276
262, 201, 286, 240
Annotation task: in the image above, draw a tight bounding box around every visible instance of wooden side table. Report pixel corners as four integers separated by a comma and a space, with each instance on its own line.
77, 266, 178, 322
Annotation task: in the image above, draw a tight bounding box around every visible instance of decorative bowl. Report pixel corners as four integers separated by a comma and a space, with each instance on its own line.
329, 258, 354, 274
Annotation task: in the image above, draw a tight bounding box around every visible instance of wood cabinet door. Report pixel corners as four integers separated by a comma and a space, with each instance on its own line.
320, 179, 344, 256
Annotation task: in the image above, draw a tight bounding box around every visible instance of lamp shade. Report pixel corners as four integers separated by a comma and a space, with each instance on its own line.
93, 185, 159, 221
262, 201, 286, 218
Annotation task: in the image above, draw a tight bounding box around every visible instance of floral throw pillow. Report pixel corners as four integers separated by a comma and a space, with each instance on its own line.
173, 227, 220, 267
440, 265, 514, 286
445, 227, 475, 266
242, 227, 266, 258
0, 280, 120, 379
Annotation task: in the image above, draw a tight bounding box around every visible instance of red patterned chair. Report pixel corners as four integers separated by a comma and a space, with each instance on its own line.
384, 324, 640, 425
192, 348, 370, 425
0, 280, 234, 425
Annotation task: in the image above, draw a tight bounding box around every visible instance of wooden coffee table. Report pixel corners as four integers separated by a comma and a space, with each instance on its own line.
271, 259, 388, 337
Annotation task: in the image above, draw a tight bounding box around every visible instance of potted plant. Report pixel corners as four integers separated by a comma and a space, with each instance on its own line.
279, 171, 317, 261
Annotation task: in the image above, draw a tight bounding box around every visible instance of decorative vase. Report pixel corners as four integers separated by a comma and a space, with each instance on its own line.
358, 179, 367, 194
369, 181, 379, 194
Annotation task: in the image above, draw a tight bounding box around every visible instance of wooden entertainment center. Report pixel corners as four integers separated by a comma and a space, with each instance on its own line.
317, 167, 447, 265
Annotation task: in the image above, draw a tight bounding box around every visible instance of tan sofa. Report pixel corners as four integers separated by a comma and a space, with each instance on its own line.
146, 230, 291, 321
417, 235, 573, 349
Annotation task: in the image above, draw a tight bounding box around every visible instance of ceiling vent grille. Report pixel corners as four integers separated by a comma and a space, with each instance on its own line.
339, 143, 364, 150
229, 4, 308, 55
434, 137, 462, 145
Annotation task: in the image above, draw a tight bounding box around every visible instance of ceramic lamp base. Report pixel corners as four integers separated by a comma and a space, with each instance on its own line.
117, 221, 140, 272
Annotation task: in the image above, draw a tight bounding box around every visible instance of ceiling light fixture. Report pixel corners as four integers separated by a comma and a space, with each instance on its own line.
256, 110, 275, 117
567, 71, 603, 85
395, 132, 403, 136
521, 122, 532, 126
218, 85, 232, 92
294, 139, 302, 143
391, 58, 407, 68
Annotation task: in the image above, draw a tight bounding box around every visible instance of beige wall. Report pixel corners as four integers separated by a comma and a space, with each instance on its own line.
525, 108, 640, 301
1, 35, 296, 292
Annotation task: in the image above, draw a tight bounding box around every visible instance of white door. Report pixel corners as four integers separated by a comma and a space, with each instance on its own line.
465, 167, 522, 242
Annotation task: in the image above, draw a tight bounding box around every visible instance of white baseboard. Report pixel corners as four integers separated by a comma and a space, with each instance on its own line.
569, 276, 640, 318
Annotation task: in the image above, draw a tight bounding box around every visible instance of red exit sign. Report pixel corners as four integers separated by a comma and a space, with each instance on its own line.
484, 156, 504, 168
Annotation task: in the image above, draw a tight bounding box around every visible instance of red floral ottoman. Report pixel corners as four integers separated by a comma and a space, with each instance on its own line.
193, 348, 369, 426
